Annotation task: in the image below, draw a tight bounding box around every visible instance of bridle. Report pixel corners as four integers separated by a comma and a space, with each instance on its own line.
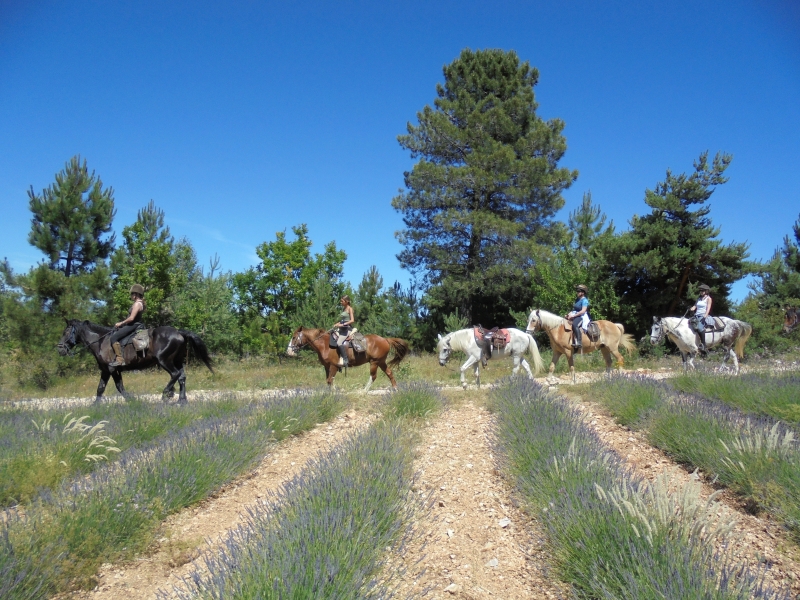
287, 328, 329, 354
526, 311, 557, 336
57, 323, 112, 356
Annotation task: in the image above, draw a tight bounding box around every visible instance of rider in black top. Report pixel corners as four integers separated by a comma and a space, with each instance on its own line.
109, 284, 145, 368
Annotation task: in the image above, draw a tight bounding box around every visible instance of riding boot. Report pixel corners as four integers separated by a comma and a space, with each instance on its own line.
571, 323, 583, 349
338, 345, 349, 367
109, 342, 126, 367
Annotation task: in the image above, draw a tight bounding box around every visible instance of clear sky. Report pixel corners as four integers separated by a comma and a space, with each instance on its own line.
1, 0, 798, 302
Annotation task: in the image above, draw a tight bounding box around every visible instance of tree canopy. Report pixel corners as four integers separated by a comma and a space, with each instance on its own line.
27, 156, 116, 277
392, 48, 577, 326
598, 151, 748, 335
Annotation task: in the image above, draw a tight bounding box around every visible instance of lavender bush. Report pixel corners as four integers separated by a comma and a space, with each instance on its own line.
491, 377, 787, 599
169, 422, 417, 600
0, 388, 346, 598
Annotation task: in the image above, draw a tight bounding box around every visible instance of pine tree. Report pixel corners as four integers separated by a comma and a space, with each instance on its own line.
599, 151, 748, 335
27, 156, 116, 277
392, 48, 577, 325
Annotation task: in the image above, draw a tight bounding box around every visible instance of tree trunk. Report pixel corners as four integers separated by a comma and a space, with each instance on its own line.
669, 266, 691, 315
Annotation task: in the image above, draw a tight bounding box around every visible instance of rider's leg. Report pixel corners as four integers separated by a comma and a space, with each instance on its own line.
109, 325, 136, 367
337, 343, 349, 367
572, 317, 583, 348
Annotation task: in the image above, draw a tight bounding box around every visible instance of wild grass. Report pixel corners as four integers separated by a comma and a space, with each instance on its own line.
168, 421, 419, 600
670, 371, 800, 424
381, 380, 447, 421
593, 376, 800, 544
0, 396, 250, 507
490, 377, 786, 599
0, 388, 347, 599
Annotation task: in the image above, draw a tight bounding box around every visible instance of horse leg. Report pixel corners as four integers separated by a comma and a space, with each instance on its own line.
511, 354, 521, 376
95, 371, 111, 404
548, 352, 561, 383
567, 354, 576, 384
378, 359, 398, 388
519, 357, 534, 379
328, 364, 339, 387
459, 355, 477, 389
177, 367, 188, 404
365, 361, 379, 391
110, 370, 128, 399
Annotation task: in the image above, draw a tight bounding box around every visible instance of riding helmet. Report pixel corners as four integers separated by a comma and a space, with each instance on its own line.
698, 283, 711, 292
130, 284, 145, 296
575, 284, 588, 293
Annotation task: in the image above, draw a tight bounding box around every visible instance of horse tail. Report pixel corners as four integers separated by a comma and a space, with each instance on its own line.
734, 321, 753, 359
525, 332, 544, 374
180, 330, 214, 373
613, 323, 637, 355
386, 338, 410, 368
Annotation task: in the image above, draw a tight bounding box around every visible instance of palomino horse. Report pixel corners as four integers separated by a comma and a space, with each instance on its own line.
57, 319, 213, 404
526, 309, 636, 383
286, 326, 409, 389
436, 328, 544, 389
649, 316, 752, 374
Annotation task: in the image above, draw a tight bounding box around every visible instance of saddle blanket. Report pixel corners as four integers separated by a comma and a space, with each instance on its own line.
474, 327, 510, 347
120, 324, 148, 349
693, 316, 726, 333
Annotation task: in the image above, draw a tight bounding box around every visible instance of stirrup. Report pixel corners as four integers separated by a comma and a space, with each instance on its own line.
109, 359, 125, 368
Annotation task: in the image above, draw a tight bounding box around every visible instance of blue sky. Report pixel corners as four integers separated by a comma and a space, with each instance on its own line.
1, 0, 798, 303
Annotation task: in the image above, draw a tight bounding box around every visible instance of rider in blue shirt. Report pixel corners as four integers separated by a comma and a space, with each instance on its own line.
566, 284, 590, 349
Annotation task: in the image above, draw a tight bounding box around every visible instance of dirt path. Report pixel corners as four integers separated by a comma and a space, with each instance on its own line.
60, 410, 376, 600
386, 399, 567, 599
560, 388, 800, 596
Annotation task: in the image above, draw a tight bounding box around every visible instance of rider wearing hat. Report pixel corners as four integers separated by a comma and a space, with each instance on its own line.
109, 284, 146, 368
566, 284, 590, 349
331, 295, 355, 367
688, 283, 712, 352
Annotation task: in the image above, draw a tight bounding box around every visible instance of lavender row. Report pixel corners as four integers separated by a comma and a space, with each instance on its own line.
491, 377, 787, 599
0, 388, 346, 599
595, 375, 800, 544
167, 421, 418, 600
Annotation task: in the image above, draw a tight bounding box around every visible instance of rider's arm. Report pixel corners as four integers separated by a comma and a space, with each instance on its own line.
115, 301, 142, 328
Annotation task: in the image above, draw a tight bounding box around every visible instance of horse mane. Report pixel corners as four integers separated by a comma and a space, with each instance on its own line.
438, 329, 471, 352
73, 319, 113, 335
535, 309, 566, 330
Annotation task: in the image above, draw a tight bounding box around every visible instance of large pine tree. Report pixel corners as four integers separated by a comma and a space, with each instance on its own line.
27, 156, 116, 277
392, 48, 577, 326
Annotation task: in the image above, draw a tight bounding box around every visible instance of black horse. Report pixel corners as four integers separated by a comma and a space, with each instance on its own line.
57, 319, 213, 404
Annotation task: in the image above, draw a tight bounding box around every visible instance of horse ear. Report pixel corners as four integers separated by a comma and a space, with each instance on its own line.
653, 316, 658, 323
437, 333, 442, 340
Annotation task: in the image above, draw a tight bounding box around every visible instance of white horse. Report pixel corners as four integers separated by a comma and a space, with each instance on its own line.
436, 328, 544, 389
649, 316, 753, 373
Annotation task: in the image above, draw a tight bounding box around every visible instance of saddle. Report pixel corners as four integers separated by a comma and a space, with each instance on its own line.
474, 326, 510, 366
329, 328, 367, 353
564, 319, 600, 342
120, 324, 149, 355
690, 316, 726, 333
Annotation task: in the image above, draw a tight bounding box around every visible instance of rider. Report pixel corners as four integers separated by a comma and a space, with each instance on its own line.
566, 284, 590, 349
688, 283, 713, 352
109, 284, 146, 368
332, 295, 355, 367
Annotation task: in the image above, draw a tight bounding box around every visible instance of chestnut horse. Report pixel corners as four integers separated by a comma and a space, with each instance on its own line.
526, 309, 636, 383
286, 326, 409, 389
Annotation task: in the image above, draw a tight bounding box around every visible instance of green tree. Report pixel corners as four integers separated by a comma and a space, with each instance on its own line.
172, 255, 240, 354
231, 224, 347, 327
110, 201, 199, 324
392, 48, 577, 326
598, 151, 748, 336
567, 191, 613, 260
27, 156, 116, 277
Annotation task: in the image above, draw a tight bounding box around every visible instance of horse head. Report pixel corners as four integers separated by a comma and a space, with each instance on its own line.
436, 333, 452, 366
57, 319, 78, 356
525, 310, 541, 335
286, 326, 305, 357
649, 316, 665, 345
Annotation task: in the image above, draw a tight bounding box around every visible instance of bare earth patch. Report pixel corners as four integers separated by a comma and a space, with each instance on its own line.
387, 400, 568, 599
